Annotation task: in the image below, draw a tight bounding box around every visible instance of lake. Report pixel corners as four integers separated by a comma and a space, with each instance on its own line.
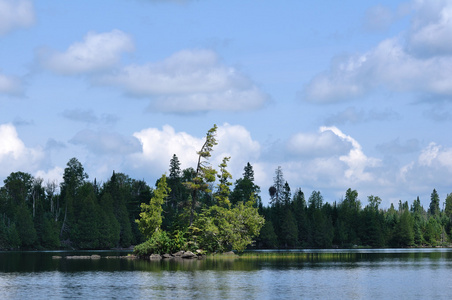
1, 248, 452, 299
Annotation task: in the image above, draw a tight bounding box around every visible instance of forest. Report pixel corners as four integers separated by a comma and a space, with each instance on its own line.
0, 125, 452, 251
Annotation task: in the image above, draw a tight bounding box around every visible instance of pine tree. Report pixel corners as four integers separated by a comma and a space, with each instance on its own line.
429, 189, 440, 217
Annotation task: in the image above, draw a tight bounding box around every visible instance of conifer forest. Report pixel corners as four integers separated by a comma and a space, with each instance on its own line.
1, 125, 451, 252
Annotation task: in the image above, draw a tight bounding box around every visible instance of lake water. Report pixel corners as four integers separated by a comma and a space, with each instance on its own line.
1, 249, 452, 299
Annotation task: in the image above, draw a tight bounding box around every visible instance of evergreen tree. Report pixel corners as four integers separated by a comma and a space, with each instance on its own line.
60, 158, 88, 241
136, 175, 170, 239
230, 163, 261, 206
15, 203, 37, 248
395, 208, 414, 247
185, 125, 218, 226
214, 157, 232, 208
280, 209, 298, 247
293, 188, 308, 246
282, 182, 291, 207
429, 189, 440, 217
269, 166, 284, 206
257, 220, 278, 248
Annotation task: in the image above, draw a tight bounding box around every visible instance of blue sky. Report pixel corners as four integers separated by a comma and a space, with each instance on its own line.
1, 0, 452, 208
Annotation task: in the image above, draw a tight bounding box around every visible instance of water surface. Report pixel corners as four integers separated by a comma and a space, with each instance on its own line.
1, 249, 451, 299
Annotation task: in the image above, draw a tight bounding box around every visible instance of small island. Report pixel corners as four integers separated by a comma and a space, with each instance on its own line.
0, 125, 451, 253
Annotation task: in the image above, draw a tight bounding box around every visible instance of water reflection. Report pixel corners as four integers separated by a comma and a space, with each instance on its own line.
1, 249, 452, 299
1, 249, 452, 273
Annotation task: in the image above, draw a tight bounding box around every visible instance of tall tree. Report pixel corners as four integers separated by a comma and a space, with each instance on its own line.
269, 166, 284, 206
214, 157, 232, 208
429, 189, 440, 217
136, 175, 170, 239
230, 162, 261, 206
185, 124, 218, 226
445, 193, 452, 221
167, 154, 184, 209
60, 158, 88, 239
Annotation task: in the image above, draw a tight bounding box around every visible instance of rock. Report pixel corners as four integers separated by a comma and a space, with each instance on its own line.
173, 251, 185, 257
222, 251, 237, 256
65, 255, 101, 259
181, 251, 197, 259
149, 254, 162, 260
52, 256, 62, 259
162, 253, 172, 259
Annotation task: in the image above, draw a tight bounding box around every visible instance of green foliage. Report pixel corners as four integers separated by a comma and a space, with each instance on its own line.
215, 157, 232, 208
429, 189, 440, 216
280, 210, 298, 247
136, 175, 170, 239
193, 201, 265, 253
15, 203, 37, 248
185, 125, 218, 226
258, 220, 278, 248
1, 127, 451, 252
133, 230, 173, 256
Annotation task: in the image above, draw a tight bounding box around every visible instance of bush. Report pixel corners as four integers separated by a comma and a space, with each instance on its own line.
133, 230, 173, 256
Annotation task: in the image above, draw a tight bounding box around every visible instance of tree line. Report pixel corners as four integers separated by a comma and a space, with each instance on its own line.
0, 125, 264, 252
1, 126, 451, 251
258, 166, 452, 248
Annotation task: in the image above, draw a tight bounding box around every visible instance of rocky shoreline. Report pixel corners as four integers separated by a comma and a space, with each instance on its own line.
52, 251, 237, 260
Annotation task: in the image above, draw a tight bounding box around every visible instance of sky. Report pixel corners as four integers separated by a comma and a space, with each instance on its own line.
1, 0, 452, 208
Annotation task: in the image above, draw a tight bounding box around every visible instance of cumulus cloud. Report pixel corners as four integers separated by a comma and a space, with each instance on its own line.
272, 126, 382, 196
129, 123, 261, 180
131, 125, 203, 173
0, 0, 34, 35
0, 123, 44, 177
39, 30, 134, 75
320, 126, 381, 182
399, 142, 452, 188
35, 166, 64, 188
0, 73, 22, 95
287, 129, 351, 157
407, 0, 452, 57
303, 1, 452, 103
69, 129, 142, 155
213, 123, 261, 175
100, 49, 269, 113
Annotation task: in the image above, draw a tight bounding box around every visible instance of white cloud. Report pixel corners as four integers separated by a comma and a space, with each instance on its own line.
304, 37, 452, 102
214, 123, 261, 177
261, 127, 382, 198
39, 30, 134, 75
0, 123, 44, 177
287, 129, 350, 157
418, 142, 452, 168
0, 73, 22, 95
0, 0, 34, 35
35, 166, 64, 188
320, 126, 381, 182
303, 1, 452, 103
131, 125, 203, 174
129, 123, 261, 181
399, 142, 452, 188
100, 49, 268, 113
408, 0, 452, 57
